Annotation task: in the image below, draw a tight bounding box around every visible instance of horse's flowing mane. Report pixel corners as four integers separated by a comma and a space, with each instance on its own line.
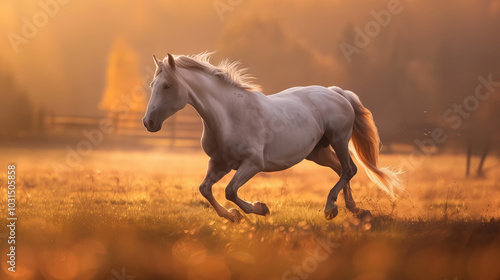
165, 52, 262, 92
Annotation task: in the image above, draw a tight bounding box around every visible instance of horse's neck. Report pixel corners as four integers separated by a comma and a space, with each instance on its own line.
180, 69, 246, 133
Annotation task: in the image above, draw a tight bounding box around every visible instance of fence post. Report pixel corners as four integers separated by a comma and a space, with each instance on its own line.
170, 114, 177, 148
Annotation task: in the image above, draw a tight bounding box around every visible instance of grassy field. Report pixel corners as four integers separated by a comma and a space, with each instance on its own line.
0, 147, 499, 280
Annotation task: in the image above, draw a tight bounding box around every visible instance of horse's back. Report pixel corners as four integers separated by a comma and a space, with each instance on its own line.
258, 86, 355, 171
268, 86, 351, 108
266, 85, 355, 129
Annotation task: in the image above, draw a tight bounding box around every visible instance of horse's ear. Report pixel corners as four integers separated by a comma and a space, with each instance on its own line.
152, 54, 160, 67
167, 53, 176, 70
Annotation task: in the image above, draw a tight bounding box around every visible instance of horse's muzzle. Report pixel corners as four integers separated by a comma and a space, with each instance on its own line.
143, 117, 162, 132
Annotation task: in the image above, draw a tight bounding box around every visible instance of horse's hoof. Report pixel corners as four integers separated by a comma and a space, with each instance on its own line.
324, 205, 338, 220
226, 208, 243, 223
355, 209, 372, 221
252, 201, 270, 216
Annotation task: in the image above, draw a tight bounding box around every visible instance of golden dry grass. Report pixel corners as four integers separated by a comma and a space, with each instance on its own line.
0, 148, 499, 280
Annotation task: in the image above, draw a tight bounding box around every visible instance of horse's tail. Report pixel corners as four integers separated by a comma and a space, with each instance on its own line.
329, 87, 403, 198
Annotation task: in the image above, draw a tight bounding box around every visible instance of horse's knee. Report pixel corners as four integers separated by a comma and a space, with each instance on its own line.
341, 165, 357, 180
349, 164, 357, 178
225, 188, 237, 201
199, 184, 211, 198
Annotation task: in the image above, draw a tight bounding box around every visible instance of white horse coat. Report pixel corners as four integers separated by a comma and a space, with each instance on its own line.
143, 53, 402, 222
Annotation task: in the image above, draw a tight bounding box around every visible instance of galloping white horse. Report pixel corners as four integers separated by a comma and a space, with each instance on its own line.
143, 53, 402, 222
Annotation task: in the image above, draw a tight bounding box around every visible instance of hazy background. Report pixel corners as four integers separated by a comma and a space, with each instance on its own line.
1, 0, 499, 150
1, 2, 500, 279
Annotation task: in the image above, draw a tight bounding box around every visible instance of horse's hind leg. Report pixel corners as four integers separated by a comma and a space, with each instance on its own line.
342, 181, 371, 219
305, 142, 342, 175
323, 135, 357, 220
306, 145, 370, 218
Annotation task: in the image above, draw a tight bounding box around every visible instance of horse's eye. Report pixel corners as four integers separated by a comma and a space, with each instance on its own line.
163, 84, 171, 89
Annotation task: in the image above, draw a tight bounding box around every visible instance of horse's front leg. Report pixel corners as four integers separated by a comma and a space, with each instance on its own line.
224, 161, 270, 217
199, 159, 242, 222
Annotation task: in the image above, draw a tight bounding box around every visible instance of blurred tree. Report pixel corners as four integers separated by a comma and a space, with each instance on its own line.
99, 37, 145, 119
0, 67, 34, 140
218, 13, 345, 94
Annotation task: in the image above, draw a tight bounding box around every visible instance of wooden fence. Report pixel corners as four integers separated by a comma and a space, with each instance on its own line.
43, 107, 203, 148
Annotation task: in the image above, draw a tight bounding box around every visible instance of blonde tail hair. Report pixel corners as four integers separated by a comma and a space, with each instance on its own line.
330, 87, 404, 197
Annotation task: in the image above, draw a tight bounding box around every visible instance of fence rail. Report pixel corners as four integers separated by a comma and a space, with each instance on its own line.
43, 107, 203, 148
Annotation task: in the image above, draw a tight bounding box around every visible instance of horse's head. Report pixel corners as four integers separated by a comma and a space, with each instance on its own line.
143, 53, 188, 132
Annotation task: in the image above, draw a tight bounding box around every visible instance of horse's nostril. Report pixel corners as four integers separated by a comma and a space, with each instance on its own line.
148, 120, 155, 129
